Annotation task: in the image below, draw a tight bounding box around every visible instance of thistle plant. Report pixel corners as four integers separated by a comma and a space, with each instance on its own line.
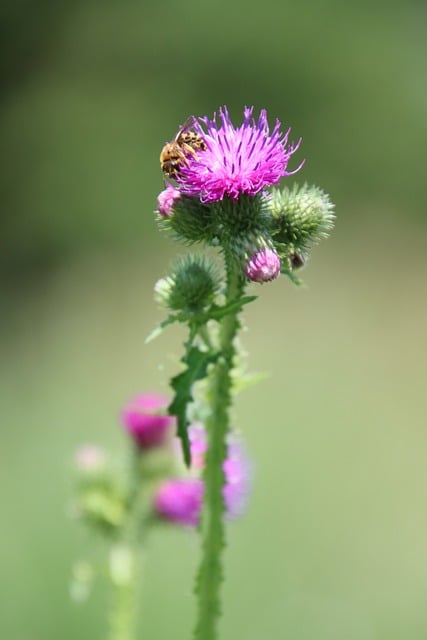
70, 105, 334, 640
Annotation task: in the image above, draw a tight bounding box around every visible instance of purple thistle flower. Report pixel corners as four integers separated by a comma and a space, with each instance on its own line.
244, 246, 281, 283
154, 425, 251, 526
176, 106, 303, 203
223, 437, 251, 519
154, 478, 204, 526
121, 393, 175, 450
157, 185, 181, 217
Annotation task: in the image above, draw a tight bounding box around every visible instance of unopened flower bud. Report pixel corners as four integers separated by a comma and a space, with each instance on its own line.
121, 393, 174, 450
157, 186, 181, 217
244, 247, 281, 283
155, 255, 221, 314
270, 184, 335, 254
75, 445, 106, 473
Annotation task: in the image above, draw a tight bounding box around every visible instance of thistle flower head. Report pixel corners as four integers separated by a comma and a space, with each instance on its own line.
244, 246, 281, 283
121, 393, 174, 450
176, 106, 303, 203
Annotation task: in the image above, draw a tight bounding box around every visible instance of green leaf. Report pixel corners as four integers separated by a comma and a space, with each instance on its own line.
145, 313, 185, 343
205, 295, 257, 322
232, 370, 269, 394
168, 345, 219, 467
281, 267, 305, 287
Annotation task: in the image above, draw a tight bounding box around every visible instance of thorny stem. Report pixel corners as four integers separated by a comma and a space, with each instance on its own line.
194, 258, 244, 640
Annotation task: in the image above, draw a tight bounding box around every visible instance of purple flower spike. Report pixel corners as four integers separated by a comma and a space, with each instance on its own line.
121, 393, 174, 450
157, 185, 181, 217
154, 478, 204, 526
176, 106, 303, 203
245, 247, 281, 283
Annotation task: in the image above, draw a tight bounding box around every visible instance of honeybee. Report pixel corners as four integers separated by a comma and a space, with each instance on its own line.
160, 117, 207, 178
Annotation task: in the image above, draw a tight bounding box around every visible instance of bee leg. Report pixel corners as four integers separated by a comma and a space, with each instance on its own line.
182, 143, 199, 161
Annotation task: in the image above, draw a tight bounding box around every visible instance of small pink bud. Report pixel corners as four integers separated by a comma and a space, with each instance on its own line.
157, 186, 181, 217
121, 393, 174, 450
244, 247, 281, 283
75, 445, 106, 472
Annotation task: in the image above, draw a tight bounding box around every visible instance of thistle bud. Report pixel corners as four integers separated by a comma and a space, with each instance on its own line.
156, 186, 181, 218
244, 247, 281, 283
269, 184, 335, 254
75, 445, 106, 474
154, 255, 221, 314
73, 445, 122, 535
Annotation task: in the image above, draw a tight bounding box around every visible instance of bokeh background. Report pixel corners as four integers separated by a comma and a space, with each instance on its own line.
1, 0, 427, 638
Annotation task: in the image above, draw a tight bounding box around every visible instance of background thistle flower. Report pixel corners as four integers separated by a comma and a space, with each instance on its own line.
175, 106, 304, 203
75, 445, 107, 473
154, 478, 204, 526
121, 393, 175, 450
153, 424, 251, 526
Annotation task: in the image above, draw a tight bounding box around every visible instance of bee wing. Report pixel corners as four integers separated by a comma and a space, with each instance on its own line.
178, 115, 197, 135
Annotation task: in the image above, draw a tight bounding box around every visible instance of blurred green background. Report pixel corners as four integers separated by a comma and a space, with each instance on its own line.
1, 0, 427, 638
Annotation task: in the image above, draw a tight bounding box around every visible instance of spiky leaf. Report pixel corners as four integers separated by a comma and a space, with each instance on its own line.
169, 346, 219, 466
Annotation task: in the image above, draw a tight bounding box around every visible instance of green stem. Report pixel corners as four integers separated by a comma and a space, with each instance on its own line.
108, 544, 141, 640
108, 450, 147, 640
194, 260, 244, 640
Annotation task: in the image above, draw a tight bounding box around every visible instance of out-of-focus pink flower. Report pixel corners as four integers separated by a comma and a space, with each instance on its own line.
121, 393, 175, 450
75, 445, 106, 473
154, 478, 204, 526
154, 425, 251, 526
244, 246, 281, 283
222, 438, 251, 518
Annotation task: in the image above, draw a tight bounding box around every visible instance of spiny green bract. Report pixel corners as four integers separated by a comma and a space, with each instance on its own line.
269, 184, 335, 258
158, 193, 273, 249
155, 255, 222, 314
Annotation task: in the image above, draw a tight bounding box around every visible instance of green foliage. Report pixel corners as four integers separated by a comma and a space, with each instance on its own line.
206, 296, 257, 321
74, 473, 128, 536
168, 345, 219, 467
145, 312, 186, 344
